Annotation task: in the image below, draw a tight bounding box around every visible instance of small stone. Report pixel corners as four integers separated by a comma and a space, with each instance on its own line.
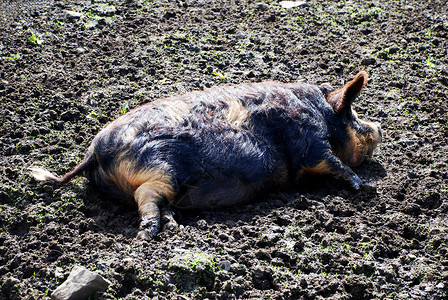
92, 4, 117, 17
424, 285, 434, 292
236, 32, 246, 39
63, 10, 83, 20
279, 1, 307, 9
76, 47, 87, 54
219, 260, 231, 271
0, 80, 9, 89
51, 266, 110, 300
407, 253, 417, 260
361, 57, 376, 66
85, 20, 98, 30
256, 3, 269, 10
54, 267, 64, 279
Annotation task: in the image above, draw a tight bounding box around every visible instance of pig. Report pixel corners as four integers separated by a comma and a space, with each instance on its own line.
30, 71, 382, 239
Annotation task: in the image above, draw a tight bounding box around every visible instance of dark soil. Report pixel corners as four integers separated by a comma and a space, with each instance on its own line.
1, 0, 448, 299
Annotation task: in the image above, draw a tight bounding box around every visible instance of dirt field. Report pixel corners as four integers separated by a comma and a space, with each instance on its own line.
1, 0, 447, 299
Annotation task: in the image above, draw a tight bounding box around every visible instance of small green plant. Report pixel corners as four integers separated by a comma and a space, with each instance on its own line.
88, 111, 98, 118
8, 54, 20, 61
168, 250, 217, 291
426, 58, 435, 68
441, 184, 447, 193
121, 101, 130, 114
212, 71, 227, 82
28, 31, 42, 45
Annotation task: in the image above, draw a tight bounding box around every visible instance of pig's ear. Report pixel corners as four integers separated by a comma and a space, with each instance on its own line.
328, 71, 368, 114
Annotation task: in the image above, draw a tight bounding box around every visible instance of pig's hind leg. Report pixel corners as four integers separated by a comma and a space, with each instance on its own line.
134, 179, 176, 240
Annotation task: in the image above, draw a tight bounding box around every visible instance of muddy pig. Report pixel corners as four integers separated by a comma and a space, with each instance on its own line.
30, 71, 382, 239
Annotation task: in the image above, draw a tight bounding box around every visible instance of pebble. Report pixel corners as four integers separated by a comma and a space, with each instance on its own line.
279, 1, 307, 9
236, 32, 246, 39
361, 57, 377, 66
197, 219, 207, 230
92, 4, 117, 17
256, 3, 269, 11
76, 47, 87, 54
0, 80, 9, 89
54, 267, 64, 279
219, 260, 231, 271
63, 10, 83, 20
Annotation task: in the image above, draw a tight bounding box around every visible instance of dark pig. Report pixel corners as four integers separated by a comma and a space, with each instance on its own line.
30, 71, 382, 239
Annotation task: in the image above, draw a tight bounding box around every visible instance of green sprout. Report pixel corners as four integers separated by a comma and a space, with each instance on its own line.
88, 111, 98, 118
213, 71, 227, 82
28, 31, 43, 45
121, 101, 130, 114
8, 54, 20, 61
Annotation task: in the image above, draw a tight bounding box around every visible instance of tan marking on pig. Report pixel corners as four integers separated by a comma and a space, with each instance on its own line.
120, 126, 138, 145
134, 181, 170, 220
156, 98, 191, 124
338, 127, 374, 168
223, 97, 250, 130
297, 160, 332, 182
339, 109, 381, 167
101, 155, 175, 204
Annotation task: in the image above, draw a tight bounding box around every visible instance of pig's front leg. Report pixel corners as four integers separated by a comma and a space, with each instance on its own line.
299, 150, 371, 191
323, 152, 372, 191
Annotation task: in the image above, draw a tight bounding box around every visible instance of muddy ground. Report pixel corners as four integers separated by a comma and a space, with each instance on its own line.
0, 0, 447, 299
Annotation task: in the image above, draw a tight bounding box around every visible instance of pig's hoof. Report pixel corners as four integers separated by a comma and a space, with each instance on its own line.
348, 175, 363, 191
161, 210, 178, 232
138, 217, 160, 239
360, 181, 376, 193
163, 220, 178, 232
137, 229, 154, 240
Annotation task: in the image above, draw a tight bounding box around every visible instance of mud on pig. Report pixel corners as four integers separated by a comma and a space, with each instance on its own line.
30, 71, 382, 239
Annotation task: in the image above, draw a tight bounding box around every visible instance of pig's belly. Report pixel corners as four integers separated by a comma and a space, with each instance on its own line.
171, 175, 269, 209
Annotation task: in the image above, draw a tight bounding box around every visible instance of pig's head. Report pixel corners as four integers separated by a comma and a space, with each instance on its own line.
321, 71, 382, 168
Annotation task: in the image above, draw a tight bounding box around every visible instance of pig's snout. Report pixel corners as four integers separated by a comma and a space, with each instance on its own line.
372, 121, 382, 147
339, 119, 382, 168
363, 121, 382, 159
377, 123, 383, 140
